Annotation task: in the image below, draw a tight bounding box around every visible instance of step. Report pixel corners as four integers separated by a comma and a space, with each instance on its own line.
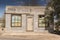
2, 32, 52, 36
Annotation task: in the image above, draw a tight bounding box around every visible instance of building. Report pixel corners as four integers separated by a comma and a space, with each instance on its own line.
5, 6, 47, 33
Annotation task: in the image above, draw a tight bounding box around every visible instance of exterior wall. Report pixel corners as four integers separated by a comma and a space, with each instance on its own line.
5, 6, 46, 32
5, 14, 11, 32
34, 12, 38, 32
22, 14, 26, 32
34, 12, 45, 32
5, 6, 45, 15
5, 14, 27, 32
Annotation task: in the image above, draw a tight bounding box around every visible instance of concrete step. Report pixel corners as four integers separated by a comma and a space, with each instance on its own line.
2, 32, 53, 36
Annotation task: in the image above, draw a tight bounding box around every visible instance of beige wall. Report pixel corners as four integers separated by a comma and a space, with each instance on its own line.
5, 6, 46, 32
5, 14, 27, 32
6, 6, 46, 15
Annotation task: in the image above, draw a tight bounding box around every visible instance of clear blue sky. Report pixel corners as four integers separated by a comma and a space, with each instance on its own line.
0, 0, 50, 17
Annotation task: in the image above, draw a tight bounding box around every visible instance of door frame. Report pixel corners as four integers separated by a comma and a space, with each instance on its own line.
26, 14, 34, 32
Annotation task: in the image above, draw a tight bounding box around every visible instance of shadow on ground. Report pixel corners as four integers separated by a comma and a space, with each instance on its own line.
49, 31, 60, 35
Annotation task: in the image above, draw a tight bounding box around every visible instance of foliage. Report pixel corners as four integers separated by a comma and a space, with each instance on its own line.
45, 0, 60, 29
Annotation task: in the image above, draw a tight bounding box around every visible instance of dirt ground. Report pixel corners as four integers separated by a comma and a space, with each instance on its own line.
0, 33, 60, 40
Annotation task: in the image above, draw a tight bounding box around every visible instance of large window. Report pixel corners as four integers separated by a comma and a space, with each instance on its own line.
12, 14, 22, 27
38, 15, 45, 28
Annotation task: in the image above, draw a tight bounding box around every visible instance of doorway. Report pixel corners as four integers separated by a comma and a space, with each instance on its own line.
27, 15, 33, 32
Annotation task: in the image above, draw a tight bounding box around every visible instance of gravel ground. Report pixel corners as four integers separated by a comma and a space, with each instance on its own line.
0, 33, 60, 40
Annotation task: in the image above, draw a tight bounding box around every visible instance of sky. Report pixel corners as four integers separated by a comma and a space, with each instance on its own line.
0, 0, 50, 17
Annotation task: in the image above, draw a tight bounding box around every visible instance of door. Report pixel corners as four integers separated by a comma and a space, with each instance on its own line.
27, 15, 33, 32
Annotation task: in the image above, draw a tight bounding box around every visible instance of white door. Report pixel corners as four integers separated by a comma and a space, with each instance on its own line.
27, 15, 33, 31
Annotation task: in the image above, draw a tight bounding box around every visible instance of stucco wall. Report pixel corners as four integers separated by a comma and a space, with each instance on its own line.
5, 14, 11, 32
5, 6, 46, 32
6, 6, 45, 15
5, 14, 27, 32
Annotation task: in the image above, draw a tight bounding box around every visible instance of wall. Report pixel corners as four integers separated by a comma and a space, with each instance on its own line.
5, 14, 27, 32
5, 6, 46, 32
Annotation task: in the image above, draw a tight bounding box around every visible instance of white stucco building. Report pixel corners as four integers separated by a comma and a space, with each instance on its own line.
5, 6, 47, 33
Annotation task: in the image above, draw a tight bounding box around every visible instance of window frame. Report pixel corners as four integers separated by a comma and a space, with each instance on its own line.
38, 15, 45, 28
11, 14, 22, 27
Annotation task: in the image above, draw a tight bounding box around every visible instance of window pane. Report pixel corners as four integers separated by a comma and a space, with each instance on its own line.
12, 19, 15, 22
17, 22, 21, 26
12, 22, 15, 26
14, 22, 18, 26
12, 15, 22, 27
12, 16, 15, 20
38, 15, 45, 28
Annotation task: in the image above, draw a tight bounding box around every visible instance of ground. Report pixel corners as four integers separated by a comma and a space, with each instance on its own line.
0, 33, 60, 40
